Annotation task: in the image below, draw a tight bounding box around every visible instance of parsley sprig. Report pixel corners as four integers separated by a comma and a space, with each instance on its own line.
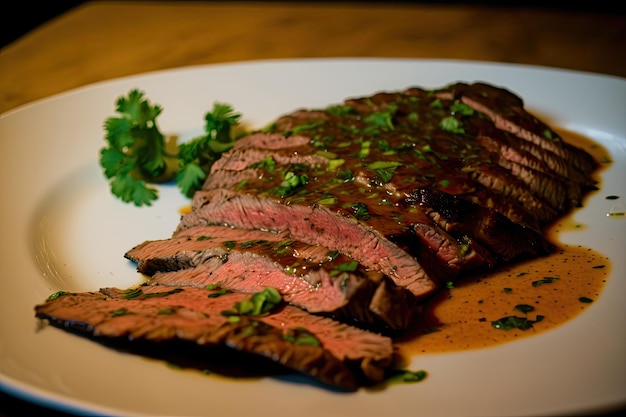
100, 89, 169, 206
99, 89, 244, 206
176, 103, 242, 197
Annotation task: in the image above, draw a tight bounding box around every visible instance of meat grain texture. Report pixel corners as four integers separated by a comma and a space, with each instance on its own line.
35, 82, 598, 390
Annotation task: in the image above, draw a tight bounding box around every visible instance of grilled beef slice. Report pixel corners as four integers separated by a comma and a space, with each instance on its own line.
435, 82, 597, 179
34, 285, 395, 391
231, 132, 311, 151
179, 188, 440, 297
407, 187, 554, 262
125, 225, 417, 331
174, 82, 590, 297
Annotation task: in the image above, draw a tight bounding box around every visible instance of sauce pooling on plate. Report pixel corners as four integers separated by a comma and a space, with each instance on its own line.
395, 244, 610, 355
396, 129, 614, 355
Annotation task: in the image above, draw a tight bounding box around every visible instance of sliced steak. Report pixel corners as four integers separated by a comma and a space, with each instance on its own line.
469, 163, 561, 224
178, 188, 439, 298
491, 150, 581, 211
463, 188, 541, 232
432, 82, 597, 177
210, 147, 328, 173
408, 222, 496, 278
34, 285, 395, 391
173, 82, 598, 298
474, 127, 592, 191
168, 82, 599, 336
232, 132, 311, 150
177, 84, 582, 292
202, 169, 262, 192
128, 226, 293, 275
408, 187, 554, 262
125, 225, 417, 331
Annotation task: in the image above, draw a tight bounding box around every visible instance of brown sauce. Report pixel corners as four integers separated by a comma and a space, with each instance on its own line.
395, 244, 610, 355
396, 128, 615, 356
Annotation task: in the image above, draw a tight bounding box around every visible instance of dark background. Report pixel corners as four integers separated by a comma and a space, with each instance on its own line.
2, 0, 624, 50
2, 0, 85, 48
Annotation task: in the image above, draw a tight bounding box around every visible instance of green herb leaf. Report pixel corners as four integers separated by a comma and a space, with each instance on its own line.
239, 239, 272, 249
334, 260, 359, 272
222, 241, 236, 250
247, 155, 276, 172
439, 116, 465, 134
386, 369, 428, 384
224, 287, 283, 317
367, 161, 402, 184
513, 304, 535, 314
349, 202, 371, 220
100, 91, 246, 205
450, 101, 474, 116
47, 291, 68, 301
157, 307, 176, 315
208, 288, 233, 298
99, 89, 167, 206
110, 308, 131, 317
273, 171, 309, 198
326, 250, 340, 261
491, 315, 544, 331
123, 287, 144, 300
176, 103, 242, 197
364, 110, 395, 131
325, 104, 356, 117
204, 283, 222, 290
175, 162, 206, 198
283, 327, 322, 347
273, 239, 296, 255
144, 288, 184, 298
532, 277, 560, 287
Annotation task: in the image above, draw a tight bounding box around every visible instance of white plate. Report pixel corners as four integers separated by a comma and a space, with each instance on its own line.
1, 58, 625, 417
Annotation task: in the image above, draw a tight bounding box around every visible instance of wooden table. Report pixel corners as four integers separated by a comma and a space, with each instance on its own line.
1, 1, 624, 415
1, 1, 625, 115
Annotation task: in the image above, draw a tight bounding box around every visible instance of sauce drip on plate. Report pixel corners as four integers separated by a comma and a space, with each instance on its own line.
396, 129, 614, 355
395, 244, 610, 355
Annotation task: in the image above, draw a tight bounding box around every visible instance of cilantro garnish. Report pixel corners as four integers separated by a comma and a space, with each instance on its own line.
220, 287, 283, 319
176, 103, 242, 197
272, 171, 309, 198
364, 109, 395, 132
449, 101, 474, 116
367, 161, 401, 184
532, 277, 560, 287
513, 304, 535, 314
46, 291, 69, 301
100, 89, 244, 206
282, 327, 322, 347
349, 202, 371, 220
386, 369, 428, 384
100, 89, 168, 206
330, 260, 359, 276
491, 315, 544, 331
247, 155, 277, 172
439, 116, 465, 134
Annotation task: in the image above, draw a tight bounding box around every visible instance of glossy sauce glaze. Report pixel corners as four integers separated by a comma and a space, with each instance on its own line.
396, 128, 615, 356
